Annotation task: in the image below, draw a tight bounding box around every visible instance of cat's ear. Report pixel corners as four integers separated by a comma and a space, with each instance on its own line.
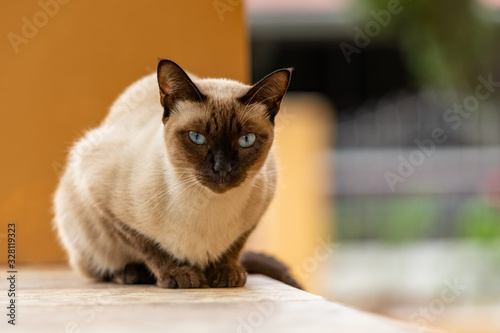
157, 59, 206, 121
239, 68, 292, 124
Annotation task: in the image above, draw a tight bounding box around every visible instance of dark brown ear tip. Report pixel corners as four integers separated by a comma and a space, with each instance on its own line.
157, 58, 171, 67
279, 68, 293, 87
157, 59, 182, 72
276, 68, 293, 76
279, 67, 293, 77
157, 60, 187, 83
277, 68, 293, 83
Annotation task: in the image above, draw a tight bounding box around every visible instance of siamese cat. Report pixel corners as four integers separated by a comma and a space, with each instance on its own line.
53, 59, 301, 289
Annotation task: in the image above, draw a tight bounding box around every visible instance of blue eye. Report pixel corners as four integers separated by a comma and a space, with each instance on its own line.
188, 131, 206, 145
238, 133, 256, 148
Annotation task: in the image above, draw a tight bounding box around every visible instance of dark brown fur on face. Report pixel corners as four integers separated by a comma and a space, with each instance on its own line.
157, 60, 291, 194
167, 103, 273, 193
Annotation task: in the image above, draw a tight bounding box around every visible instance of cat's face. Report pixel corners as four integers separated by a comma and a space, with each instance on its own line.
163, 99, 274, 193
157, 60, 291, 193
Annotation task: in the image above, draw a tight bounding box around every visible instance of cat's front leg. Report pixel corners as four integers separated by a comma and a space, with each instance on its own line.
111, 218, 207, 288
205, 230, 251, 288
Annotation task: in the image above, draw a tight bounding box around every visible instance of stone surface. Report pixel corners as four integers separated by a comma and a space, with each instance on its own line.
0, 265, 440, 333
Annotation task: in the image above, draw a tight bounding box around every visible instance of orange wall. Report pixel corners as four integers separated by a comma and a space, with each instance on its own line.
0, 0, 248, 263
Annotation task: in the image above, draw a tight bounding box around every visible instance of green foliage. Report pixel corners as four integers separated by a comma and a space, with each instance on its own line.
457, 197, 500, 240
359, 0, 499, 89
335, 196, 438, 242
381, 197, 437, 242
335, 195, 500, 242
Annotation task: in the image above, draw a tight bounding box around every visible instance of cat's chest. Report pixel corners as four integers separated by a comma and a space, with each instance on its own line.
149, 186, 254, 267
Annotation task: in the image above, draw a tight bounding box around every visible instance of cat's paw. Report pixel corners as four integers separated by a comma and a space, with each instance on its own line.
156, 265, 206, 289
114, 263, 156, 285
206, 263, 247, 288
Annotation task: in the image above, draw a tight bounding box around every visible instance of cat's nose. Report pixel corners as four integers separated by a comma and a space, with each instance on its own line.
213, 161, 232, 177
213, 150, 234, 178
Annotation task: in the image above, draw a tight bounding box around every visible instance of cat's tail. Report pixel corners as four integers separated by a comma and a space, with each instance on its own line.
240, 251, 303, 290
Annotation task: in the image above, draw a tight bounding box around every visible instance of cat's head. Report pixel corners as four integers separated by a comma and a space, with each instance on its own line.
157, 59, 291, 193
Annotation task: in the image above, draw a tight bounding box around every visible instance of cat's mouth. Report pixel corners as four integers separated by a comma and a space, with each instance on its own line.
198, 172, 245, 193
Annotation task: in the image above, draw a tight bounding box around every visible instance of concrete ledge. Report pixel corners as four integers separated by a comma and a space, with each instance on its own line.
1, 265, 441, 333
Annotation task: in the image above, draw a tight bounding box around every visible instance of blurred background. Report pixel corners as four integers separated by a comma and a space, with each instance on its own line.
2, 0, 500, 332
247, 0, 500, 332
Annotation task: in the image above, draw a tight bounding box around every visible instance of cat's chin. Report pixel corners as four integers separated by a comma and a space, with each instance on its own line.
202, 182, 239, 194
195, 172, 247, 194
198, 177, 245, 194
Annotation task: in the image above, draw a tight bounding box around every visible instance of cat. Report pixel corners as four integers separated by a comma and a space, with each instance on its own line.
53, 59, 301, 289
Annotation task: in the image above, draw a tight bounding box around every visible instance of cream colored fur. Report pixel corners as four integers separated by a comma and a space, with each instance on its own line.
53, 73, 277, 278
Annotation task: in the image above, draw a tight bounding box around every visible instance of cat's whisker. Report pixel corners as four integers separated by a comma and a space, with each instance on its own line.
149, 191, 172, 210
239, 110, 264, 127
166, 175, 201, 194
141, 172, 200, 210
247, 166, 286, 177
250, 179, 277, 192
166, 180, 204, 208
156, 179, 196, 205
142, 173, 203, 212
140, 186, 172, 210
241, 101, 267, 118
